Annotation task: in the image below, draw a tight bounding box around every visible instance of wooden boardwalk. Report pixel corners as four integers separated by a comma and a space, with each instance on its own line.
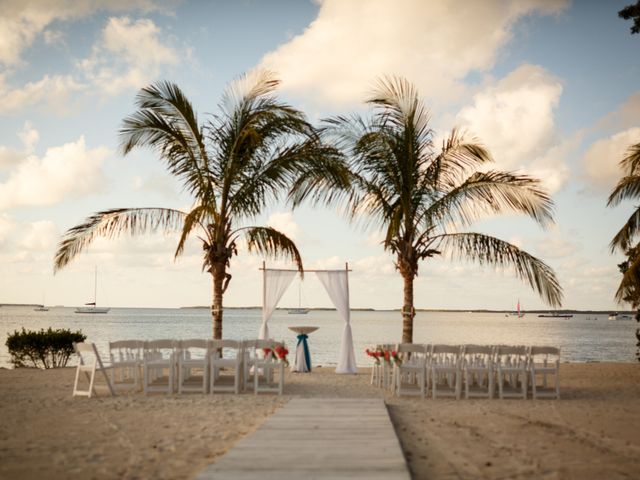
195, 398, 411, 480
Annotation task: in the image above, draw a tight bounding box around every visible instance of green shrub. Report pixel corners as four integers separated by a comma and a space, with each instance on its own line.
5, 327, 87, 369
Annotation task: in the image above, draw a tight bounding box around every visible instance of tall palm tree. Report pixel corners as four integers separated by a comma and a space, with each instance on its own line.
293, 76, 563, 343
608, 142, 640, 304
54, 70, 328, 339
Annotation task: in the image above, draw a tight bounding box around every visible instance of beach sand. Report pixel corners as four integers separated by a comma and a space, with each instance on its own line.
0, 363, 639, 479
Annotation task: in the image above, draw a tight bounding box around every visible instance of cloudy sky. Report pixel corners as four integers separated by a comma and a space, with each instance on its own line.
0, 0, 638, 311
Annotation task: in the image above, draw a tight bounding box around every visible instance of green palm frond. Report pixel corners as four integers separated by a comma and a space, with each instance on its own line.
615, 252, 640, 304
610, 207, 640, 253
174, 205, 215, 259
427, 129, 493, 189
422, 170, 554, 228
54, 208, 186, 272
240, 226, 303, 276
607, 174, 640, 208
434, 232, 563, 307
619, 142, 640, 175
119, 81, 211, 199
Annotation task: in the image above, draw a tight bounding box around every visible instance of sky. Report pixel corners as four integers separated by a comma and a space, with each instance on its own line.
0, 0, 638, 311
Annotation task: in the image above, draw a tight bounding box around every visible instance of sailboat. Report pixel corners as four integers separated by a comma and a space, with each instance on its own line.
505, 299, 525, 318
288, 282, 309, 315
34, 293, 49, 311
75, 267, 110, 314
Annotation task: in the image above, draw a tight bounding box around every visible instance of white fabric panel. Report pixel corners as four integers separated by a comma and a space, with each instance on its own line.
259, 270, 296, 339
315, 270, 357, 374
292, 342, 308, 372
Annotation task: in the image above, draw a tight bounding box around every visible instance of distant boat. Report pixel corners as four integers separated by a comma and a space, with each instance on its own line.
505, 299, 525, 318
288, 282, 309, 315
608, 313, 633, 321
33, 306, 49, 312
75, 267, 110, 314
538, 313, 573, 318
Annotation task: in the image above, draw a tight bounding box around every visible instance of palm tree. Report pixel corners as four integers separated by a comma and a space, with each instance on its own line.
294, 76, 563, 343
608, 142, 640, 304
54, 70, 328, 339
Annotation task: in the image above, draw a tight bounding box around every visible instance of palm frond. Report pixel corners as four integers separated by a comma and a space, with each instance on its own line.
619, 142, 640, 175
607, 174, 640, 208
119, 81, 212, 199
54, 208, 186, 272
240, 226, 303, 276
426, 129, 493, 189
174, 205, 214, 259
435, 232, 563, 307
610, 207, 640, 252
422, 170, 554, 228
615, 252, 640, 304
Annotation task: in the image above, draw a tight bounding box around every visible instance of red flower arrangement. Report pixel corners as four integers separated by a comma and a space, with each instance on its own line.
274, 345, 289, 367
391, 350, 402, 366
263, 346, 289, 366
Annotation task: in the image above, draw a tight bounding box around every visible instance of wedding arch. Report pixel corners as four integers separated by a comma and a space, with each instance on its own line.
258, 261, 357, 374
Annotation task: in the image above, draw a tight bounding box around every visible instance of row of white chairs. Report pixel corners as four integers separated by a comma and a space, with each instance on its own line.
72, 339, 288, 398
370, 344, 560, 400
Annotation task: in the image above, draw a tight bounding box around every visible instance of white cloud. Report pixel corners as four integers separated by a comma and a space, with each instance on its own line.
79, 16, 179, 95
597, 92, 640, 134
0, 73, 86, 114
455, 64, 570, 193
267, 212, 301, 241
0, 135, 109, 210
20, 220, 58, 251
0, 213, 17, 247
582, 127, 640, 191
534, 235, 579, 259
0, 121, 39, 170
259, 0, 568, 109
0, 0, 172, 66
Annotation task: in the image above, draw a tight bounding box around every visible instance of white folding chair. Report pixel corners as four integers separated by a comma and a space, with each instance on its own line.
393, 343, 427, 398
461, 345, 494, 399
529, 346, 560, 399
496, 346, 529, 400
72, 342, 115, 398
108, 340, 144, 392
177, 339, 210, 394
244, 339, 285, 395
143, 339, 178, 395
431, 345, 462, 399
210, 340, 243, 394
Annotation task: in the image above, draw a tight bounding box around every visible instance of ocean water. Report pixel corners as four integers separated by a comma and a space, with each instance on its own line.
0, 306, 637, 368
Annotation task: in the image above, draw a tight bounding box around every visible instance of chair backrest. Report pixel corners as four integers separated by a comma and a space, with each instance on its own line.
529, 346, 560, 365
178, 339, 209, 359
530, 346, 560, 356
396, 343, 425, 354
74, 342, 105, 368
430, 344, 461, 365
212, 339, 242, 350
211, 339, 242, 360
109, 340, 144, 362
144, 339, 177, 360
495, 345, 529, 366
395, 343, 427, 366
461, 345, 493, 367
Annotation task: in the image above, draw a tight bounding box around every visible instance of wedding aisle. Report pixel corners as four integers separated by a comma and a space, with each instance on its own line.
195, 398, 410, 479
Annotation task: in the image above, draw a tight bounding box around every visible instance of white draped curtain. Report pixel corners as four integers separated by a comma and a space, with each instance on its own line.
315, 270, 357, 374
259, 270, 297, 340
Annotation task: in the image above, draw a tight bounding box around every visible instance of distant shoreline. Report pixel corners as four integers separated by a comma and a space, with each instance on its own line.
0, 303, 633, 315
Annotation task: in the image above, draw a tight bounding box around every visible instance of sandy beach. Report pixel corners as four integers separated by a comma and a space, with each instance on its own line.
1, 363, 639, 479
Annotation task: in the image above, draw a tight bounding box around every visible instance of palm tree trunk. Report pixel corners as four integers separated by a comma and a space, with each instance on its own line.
211, 261, 225, 339
402, 272, 415, 344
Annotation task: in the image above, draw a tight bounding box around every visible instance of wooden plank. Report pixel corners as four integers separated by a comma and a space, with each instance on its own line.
195, 398, 410, 480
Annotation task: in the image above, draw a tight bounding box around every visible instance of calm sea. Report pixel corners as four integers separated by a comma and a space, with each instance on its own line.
0, 306, 637, 368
